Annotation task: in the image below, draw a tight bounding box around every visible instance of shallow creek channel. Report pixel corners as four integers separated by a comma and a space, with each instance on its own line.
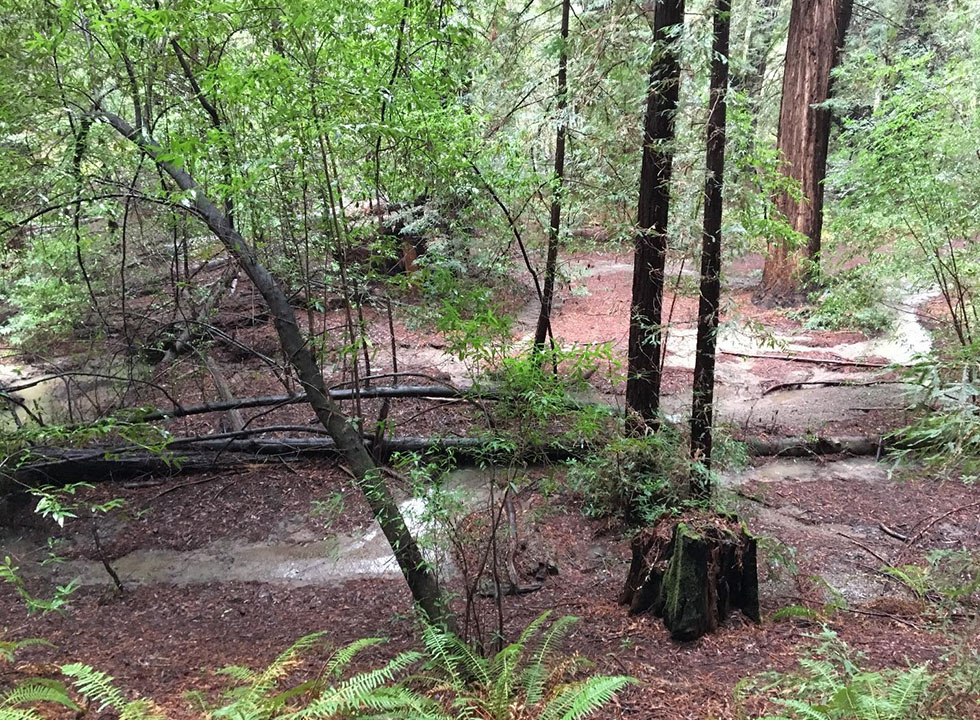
2, 458, 897, 610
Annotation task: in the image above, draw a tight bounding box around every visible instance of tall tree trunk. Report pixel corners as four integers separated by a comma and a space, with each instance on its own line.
758, 0, 853, 303
99, 111, 454, 630
533, 0, 570, 353
625, 0, 685, 431
691, 0, 731, 498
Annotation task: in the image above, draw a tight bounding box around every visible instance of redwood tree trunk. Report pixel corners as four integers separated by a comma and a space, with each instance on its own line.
100, 111, 453, 630
690, 0, 730, 497
533, 0, 570, 353
758, 0, 853, 303
625, 0, 685, 431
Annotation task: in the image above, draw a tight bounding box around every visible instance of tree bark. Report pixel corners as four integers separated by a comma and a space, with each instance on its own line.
626, 0, 686, 431
533, 0, 570, 353
758, 0, 853, 303
97, 111, 453, 629
690, 0, 731, 497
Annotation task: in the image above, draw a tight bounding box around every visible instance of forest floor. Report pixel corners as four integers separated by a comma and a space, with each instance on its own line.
1, 250, 978, 719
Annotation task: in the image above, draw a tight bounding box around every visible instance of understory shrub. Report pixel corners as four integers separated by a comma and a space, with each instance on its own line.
796, 269, 891, 335
567, 424, 748, 525
889, 353, 980, 478
566, 430, 689, 525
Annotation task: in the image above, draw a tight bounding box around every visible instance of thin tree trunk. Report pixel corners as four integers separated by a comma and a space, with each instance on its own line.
625, 0, 685, 431
98, 111, 453, 630
758, 0, 853, 303
202, 355, 245, 432
731, 0, 781, 104
691, 0, 731, 498
533, 0, 571, 353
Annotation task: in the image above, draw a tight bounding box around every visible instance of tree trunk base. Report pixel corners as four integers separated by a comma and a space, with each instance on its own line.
620, 514, 760, 641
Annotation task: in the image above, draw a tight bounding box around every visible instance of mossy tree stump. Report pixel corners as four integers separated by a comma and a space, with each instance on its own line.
620, 516, 760, 641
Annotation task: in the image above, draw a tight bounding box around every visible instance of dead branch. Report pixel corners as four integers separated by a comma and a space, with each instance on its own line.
762, 379, 906, 395
721, 351, 893, 368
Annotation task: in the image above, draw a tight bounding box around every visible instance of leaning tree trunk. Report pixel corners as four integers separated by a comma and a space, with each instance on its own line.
758, 0, 853, 303
621, 517, 760, 641
99, 111, 454, 630
625, 0, 685, 432
690, 0, 731, 497
533, 0, 571, 354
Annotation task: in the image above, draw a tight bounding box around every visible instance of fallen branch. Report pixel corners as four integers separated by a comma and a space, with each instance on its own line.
837, 532, 891, 565
721, 351, 893, 369
742, 435, 884, 457
762, 380, 906, 396
136, 385, 470, 421
897, 500, 980, 563
128, 381, 612, 423
878, 522, 908, 542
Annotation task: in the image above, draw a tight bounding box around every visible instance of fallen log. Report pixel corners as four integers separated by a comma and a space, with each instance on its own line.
762, 380, 907, 396
5, 448, 238, 486
2, 433, 904, 493
742, 435, 885, 457
720, 351, 893, 369
0, 435, 577, 489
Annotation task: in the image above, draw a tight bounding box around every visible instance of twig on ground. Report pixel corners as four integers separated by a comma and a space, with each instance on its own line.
878, 522, 908, 542
148, 472, 240, 501
837, 532, 891, 565
898, 500, 980, 562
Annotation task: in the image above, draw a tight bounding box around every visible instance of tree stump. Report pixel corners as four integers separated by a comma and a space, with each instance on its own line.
620, 515, 760, 641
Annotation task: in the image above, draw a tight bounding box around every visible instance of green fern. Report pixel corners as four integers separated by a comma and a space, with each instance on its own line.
740, 628, 934, 720
0, 638, 51, 664
61, 663, 164, 720
0, 635, 76, 720
211, 633, 440, 720
422, 612, 634, 720
0, 680, 78, 720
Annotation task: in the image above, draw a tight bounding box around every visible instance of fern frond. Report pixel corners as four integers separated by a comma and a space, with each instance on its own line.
287, 650, 423, 719
0, 638, 52, 663
329, 650, 422, 708
120, 698, 165, 720
323, 638, 386, 680
61, 663, 127, 712
420, 624, 489, 689
216, 666, 259, 683
771, 698, 832, 720
524, 615, 579, 705
515, 611, 553, 651
488, 643, 521, 719
1, 680, 78, 710
537, 676, 634, 720
0, 707, 46, 720
61, 664, 162, 720
228, 631, 327, 717
883, 665, 930, 718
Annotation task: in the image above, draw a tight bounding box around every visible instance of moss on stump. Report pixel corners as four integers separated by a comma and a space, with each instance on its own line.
620, 515, 760, 641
